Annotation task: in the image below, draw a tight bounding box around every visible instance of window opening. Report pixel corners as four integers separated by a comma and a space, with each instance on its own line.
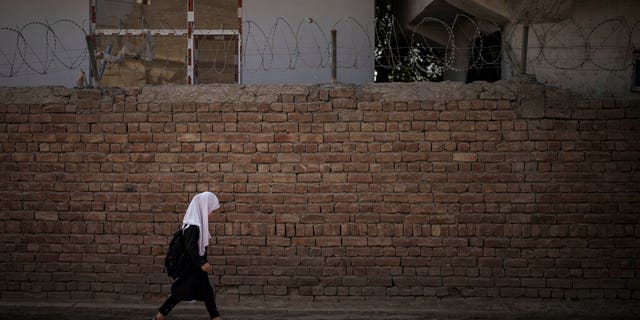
90, 0, 241, 86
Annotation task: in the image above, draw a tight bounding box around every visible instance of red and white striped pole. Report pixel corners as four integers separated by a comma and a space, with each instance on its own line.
89, 0, 96, 38
187, 0, 195, 84
237, 0, 242, 84
88, 0, 98, 87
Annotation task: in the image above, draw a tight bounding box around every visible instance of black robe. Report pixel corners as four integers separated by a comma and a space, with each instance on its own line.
170, 225, 214, 301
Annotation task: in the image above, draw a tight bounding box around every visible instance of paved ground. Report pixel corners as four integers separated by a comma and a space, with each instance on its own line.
0, 300, 638, 320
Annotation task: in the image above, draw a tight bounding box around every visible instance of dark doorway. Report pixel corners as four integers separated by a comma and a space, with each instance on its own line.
466, 31, 501, 83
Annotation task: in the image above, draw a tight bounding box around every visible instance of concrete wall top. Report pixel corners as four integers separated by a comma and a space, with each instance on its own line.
0, 77, 600, 122
0, 78, 550, 103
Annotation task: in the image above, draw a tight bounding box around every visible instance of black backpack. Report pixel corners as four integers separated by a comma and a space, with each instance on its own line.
164, 226, 188, 280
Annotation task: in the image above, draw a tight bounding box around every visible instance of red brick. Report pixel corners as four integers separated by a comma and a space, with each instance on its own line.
342, 237, 367, 247
316, 237, 341, 247
349, 132, 373, 142
453, 153, 477, 162
253, 154, 277, 163
4, 86, 640, 303
313, 113, 338, 122
426, 131, 450, 141
440, 111, 465, 121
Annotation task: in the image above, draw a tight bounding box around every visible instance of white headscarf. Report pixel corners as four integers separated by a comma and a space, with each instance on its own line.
182, 192, 220, 256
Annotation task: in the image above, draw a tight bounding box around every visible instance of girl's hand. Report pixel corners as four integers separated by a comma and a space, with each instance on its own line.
201, 262, 212, 273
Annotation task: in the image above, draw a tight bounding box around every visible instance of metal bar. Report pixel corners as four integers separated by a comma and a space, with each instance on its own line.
331, 29, 337, 84
94, 29, 238, 36
85, 35, 100, 87
237, 0, 243, 84
187, 0, 195, 84
92, 0, 243, 85
520, 24, 529, 75
194, 30, 239, 36
98, 43, 112, 81
89, 0, 97, 87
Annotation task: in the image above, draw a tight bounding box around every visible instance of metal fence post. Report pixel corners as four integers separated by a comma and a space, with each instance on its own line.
331, 29, 337, 84
520, 24, 529, 75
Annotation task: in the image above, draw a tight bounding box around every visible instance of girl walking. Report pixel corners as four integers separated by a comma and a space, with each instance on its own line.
153, 192, 222, 320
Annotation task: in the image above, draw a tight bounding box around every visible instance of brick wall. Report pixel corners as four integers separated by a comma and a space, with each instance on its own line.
0, 82, 639, 304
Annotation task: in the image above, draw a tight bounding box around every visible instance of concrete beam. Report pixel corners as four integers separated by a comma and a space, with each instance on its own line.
408, 24, 451, 47
445, 0, 511, 24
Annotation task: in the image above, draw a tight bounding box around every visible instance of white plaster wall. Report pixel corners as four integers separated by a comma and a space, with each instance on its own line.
503, 0, 640, 98
0, 0, 89, 88
242, 0, 375, 85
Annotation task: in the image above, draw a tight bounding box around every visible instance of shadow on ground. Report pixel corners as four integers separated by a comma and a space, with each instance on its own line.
0, 300, 638, 320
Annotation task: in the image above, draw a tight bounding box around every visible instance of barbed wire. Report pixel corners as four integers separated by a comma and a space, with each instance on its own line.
240, 14, 639, 77
241, 16, 374, 73
0, 19, 88, 79
523, 17, 640, 72
379, 14, 640, 76
1, 14, 639, 83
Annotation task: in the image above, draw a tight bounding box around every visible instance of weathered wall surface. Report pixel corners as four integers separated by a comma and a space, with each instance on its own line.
0, 80, 639, 305
0, 0, 89, 88
503, 0, 640, 99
